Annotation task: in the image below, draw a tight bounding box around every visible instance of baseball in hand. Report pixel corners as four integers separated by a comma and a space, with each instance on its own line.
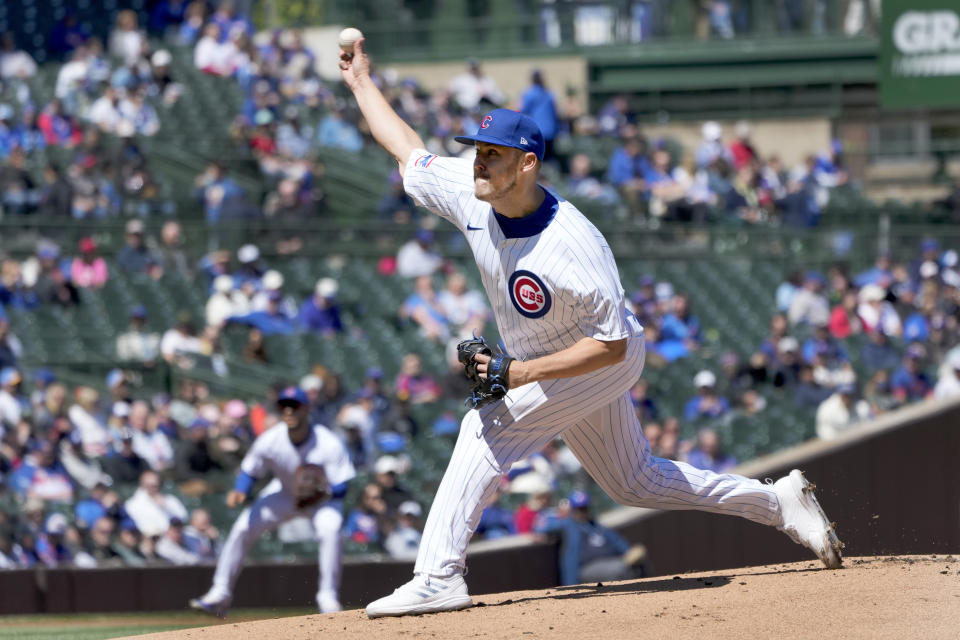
338, 27, 364, 52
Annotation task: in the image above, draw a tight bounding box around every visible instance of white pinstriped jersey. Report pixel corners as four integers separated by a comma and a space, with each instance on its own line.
240, 424, 356, 496
403, 149, 642, 361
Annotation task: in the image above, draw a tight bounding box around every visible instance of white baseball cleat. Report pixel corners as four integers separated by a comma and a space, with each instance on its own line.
365, 573, 473, 618
773, 469, 844, 569
188, 596, 230, 618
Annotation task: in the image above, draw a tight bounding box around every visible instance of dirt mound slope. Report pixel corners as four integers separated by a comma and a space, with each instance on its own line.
125, 555, 960, 640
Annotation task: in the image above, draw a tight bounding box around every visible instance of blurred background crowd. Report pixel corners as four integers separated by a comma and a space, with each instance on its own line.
1, 0, 959, 584
0, 1, 870, 230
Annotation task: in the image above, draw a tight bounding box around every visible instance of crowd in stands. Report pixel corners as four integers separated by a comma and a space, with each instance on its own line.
365, 59, 850, 226
4, 186, 960, 570
1, 0, 863, 230
0, 0, 957, 575
0, 9, 180, 219
628, 236, 960, 459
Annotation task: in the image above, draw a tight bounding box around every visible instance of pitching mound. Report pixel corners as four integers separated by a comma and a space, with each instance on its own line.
126, 555, 959, 640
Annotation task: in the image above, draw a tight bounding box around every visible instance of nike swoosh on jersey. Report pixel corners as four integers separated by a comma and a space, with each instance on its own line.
467, 224, 482, 231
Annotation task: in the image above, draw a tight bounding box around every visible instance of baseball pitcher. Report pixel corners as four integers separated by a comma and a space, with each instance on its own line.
339, 37, 843, 619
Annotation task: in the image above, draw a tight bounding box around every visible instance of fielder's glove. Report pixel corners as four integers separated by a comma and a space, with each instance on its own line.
457, 335, 514, 409
294, 463, 330, 509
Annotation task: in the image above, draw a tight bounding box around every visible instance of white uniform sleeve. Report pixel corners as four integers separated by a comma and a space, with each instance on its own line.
402, 148, 475, 228
572, 242, 631, 341
321, 430, 356, 487
240, 430, 269, 478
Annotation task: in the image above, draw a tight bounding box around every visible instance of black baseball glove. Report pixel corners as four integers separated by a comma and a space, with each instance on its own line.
457, 335, 514, 409
294, 463, 330, 509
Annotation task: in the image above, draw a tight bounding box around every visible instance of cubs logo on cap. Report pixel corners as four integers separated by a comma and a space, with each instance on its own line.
508, 270, 551, 318
455, 109, 545, 160
277, 386, 308, 406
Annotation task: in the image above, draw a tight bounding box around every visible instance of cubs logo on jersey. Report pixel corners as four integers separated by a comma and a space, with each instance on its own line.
508, 270, 551, 318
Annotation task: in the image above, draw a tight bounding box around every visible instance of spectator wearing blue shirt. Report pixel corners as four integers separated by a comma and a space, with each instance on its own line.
606, 132, 651, 218
683, 370, 731, 422
802, 324, 848, 366
853, 252, 893, 288
300, 278, 344, 334
49, 13, 90, 59
74, 482, 120, 529
9, 441, 74, 503
275, 107, 313, 160
194, 162, 246, 226
317, 110, 363, 152
116, 219, 156, 273
14, 111, 47, 155
344, 483, 387, 547
695, 121, 733, 169
890, 346, 932, 403
476, 486, 514, 540
596, 95, 630, 136
903, 301, 934, 344
811, 140, 848, 188
860, 330, 901, 376
233, 244, 265, 290
149, 0, 188, 34
228, 291, 297, 335
685, 428, 737, 473
400, 276, 450, 344
776, 271, 803, 314
200, 250, 233, 293
909, 238, 941, 285
519, 70, 558, 162
35, 513, 75, 567
209, 1, 253, 43
628, 379, 658, 422
535, 491, 646, 586
659, 293, 700, 356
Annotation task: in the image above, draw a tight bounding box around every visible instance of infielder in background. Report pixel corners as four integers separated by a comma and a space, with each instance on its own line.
189, 387, 355, 616
340, 39, 843, 619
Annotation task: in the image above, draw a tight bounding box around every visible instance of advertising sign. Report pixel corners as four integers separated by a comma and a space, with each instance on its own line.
879, 0, 960, 108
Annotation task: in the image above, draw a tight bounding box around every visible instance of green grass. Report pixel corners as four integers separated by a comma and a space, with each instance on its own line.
0, 608, 316, 640
0, 625, 195, 640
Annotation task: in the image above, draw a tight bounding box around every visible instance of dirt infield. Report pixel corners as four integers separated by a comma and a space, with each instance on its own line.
125, 555, 959, 640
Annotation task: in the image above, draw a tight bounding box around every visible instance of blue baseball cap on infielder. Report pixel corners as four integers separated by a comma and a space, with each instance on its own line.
454, 109, 545, 160
277, 386, 308, 407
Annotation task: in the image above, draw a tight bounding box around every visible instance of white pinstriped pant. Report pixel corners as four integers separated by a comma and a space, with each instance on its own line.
207, 479, 344, 607
414, 335, 782, 578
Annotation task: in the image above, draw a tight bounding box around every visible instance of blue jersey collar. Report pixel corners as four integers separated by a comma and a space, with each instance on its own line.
493, 187, 559, 239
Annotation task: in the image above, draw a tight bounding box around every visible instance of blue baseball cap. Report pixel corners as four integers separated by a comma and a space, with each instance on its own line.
33, 368, 56, 385
454, 109, 545, 160
569, 490, 591, 509
277, 386, 308, 407
0, 367, 21, 386
119, 517, 139, 532
189, 417, 212, 430
129, 305, 147, 318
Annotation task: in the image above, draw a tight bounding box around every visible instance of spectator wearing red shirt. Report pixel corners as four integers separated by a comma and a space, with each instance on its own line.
513, 483, 552, 535
37, 99, 80, 146
728, 121, 758, 170
828, 290, 861, 339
